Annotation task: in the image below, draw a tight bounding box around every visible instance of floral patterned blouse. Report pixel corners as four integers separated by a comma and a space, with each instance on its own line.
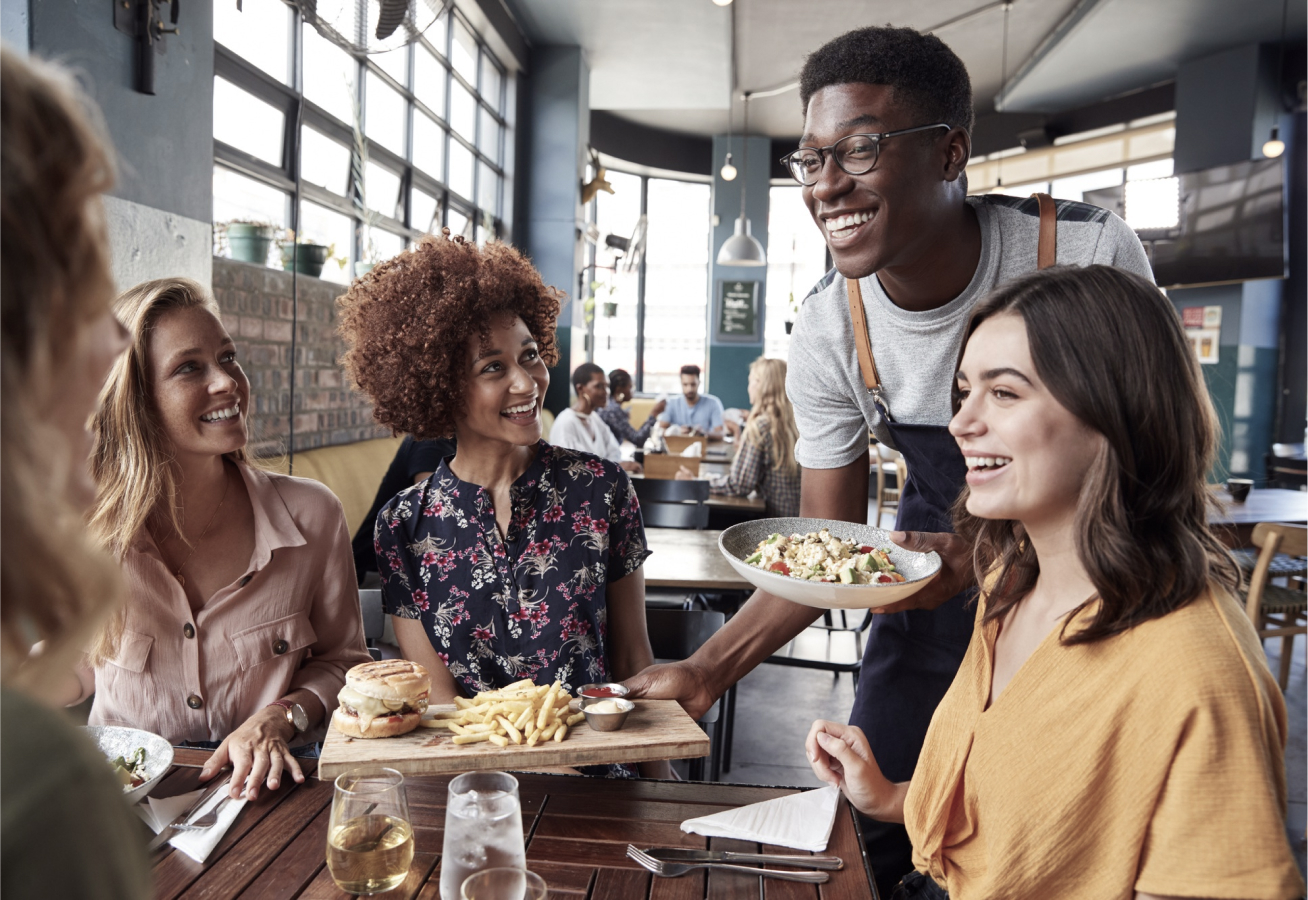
375, 441, 651, 699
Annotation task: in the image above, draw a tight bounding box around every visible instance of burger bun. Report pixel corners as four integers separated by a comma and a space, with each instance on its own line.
332, 707, 421, 739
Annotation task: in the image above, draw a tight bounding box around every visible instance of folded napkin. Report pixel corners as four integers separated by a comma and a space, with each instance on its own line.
680, 785, 840, 853
136, 785, 247, 863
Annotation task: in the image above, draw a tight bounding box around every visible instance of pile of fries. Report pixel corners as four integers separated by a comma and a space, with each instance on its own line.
420, 679, 588, 749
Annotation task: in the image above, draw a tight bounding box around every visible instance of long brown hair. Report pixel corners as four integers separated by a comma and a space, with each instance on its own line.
1, 51, 125, 688
952, 265, 1239, 644
743, 357, 799, 474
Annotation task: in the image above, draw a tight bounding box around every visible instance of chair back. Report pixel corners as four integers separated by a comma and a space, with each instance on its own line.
645, 608, 725, 661
633, 478, 710, 505
641, 501, 709, 530
1246, 523, 1308, 617
359, 588, 385, 642
644, 454, 700, 479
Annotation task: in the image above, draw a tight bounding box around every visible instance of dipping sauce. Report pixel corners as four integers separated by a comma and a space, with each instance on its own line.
580, 686, 623, 698
586, 699, 625, 715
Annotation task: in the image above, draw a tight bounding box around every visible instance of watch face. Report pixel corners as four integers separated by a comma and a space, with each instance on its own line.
291, 703, 309, 732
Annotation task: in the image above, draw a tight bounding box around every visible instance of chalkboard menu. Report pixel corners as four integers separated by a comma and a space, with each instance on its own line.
716, 280, 759, 340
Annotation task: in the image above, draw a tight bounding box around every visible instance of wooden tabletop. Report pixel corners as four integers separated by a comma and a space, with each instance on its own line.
1209, 488, 1307, 525
644, 528, 754, 591
706, 493, 767, 513
149, 749, 878, 900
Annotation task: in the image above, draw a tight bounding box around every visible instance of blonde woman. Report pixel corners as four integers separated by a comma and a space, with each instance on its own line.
680, 357, 801, 517
75, 279, 370, 801
1, 50, 148, 898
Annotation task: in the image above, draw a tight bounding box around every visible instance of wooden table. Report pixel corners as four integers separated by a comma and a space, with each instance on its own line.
149, 749, 877, 900
1209, 487, 1308, 547
706, 493, 766, 513
644, 528, 753, 591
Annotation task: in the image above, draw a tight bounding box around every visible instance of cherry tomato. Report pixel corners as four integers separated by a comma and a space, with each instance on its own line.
876, 573, 894, 584
768, 561, 790, 576
859, 545, 875, 554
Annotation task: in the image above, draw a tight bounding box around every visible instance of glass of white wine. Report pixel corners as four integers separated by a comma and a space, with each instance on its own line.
460, 868, 546, 900
326, 766, 415, 896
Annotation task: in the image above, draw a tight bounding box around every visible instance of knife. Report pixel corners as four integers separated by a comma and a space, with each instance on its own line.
645, 848, 843, 870
147, 773, 232, 851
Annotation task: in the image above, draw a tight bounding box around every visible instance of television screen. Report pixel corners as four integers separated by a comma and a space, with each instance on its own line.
1124, 158, 1286, 288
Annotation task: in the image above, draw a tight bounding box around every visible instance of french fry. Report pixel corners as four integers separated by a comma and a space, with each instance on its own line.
537, 682, 560, 728
448, 679, 588, 750
512, 705, 533, 731
565, 712, 585, 727
452, 733, 494, 744
488, 733, 509, 747
448, 722, 468, 735
526, 731, 541, 748
463, 723, 496, 734
453, 697, 475, 709
419, 719, 459, 729
430, 709, 464, 719
540, 721, 560, 741
497, 715, 523, 744
553, 723, 568, 742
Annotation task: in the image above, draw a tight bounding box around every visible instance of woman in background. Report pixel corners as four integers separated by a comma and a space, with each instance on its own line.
78, 278, 370, 801
0, 49, 148, 899
807, 266, 1303, 900
680, 357, 801, 517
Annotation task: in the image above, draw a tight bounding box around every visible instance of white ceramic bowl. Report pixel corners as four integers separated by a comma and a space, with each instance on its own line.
718, 517, 941, 610
82, 725, 173, 805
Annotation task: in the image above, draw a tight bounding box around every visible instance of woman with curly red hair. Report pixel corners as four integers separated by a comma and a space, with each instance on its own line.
339, 233, 667, 777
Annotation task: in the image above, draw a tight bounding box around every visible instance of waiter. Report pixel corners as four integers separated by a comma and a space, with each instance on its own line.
625, 24, 1152, 896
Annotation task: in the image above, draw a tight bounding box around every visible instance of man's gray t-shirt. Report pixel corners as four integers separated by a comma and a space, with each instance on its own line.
787, 194, 1153, 469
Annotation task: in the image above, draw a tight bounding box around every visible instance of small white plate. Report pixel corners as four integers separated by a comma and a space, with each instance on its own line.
82, 725, 174, 805
718, 517, 941, 610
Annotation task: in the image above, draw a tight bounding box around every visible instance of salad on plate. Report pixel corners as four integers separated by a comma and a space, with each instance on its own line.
743, 528, 907, 585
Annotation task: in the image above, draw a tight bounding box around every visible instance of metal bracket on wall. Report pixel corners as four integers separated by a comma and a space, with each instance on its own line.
113, 0, 181, 95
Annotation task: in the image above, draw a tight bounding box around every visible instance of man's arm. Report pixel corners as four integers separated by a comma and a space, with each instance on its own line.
623, 454, 870, 719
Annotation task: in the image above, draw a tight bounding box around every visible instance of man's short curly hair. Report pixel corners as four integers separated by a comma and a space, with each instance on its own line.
338, 234, 561, 440
799, 26, 974, 134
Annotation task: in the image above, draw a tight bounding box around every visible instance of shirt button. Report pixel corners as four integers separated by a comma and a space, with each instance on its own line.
272, 639, 289, 655
238, 575, 252, 587
186, 694, 203, 710
182, 623, 195, 639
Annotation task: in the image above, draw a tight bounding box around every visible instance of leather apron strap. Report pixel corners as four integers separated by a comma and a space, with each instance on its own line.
845, 193, 1059, 419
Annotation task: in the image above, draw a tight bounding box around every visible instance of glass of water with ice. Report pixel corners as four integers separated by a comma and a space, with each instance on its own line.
439, 772, 526, 900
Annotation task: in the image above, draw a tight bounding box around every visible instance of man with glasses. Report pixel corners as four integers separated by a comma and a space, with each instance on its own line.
628, 25, 1151, 896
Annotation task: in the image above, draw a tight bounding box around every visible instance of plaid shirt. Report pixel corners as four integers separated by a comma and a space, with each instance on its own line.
597, 398, 657, 447
711, 416, 801, 517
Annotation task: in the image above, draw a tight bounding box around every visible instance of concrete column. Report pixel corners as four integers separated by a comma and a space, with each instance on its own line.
707, 133, 770, 410
522, 46, 589, 415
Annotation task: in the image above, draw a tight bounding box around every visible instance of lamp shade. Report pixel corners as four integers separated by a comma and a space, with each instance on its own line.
717, 215, 767, 266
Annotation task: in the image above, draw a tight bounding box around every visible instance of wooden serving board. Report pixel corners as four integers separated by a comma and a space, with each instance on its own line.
317, 699, 709, 779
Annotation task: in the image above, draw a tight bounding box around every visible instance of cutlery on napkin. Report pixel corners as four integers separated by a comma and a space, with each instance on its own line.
138, 781, 247, 863
680, 784, 840, 853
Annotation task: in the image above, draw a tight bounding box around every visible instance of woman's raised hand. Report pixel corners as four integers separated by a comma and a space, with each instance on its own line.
805, 720, 907, 822
200, 706, 305, 801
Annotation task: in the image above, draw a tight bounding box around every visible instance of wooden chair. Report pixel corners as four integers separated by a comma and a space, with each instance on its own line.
765, 610, 873, 682
359, 588, 385, 661
874, 454, 907, 528
645, 608, 732, 781
1242, 523, 1308, 690
633, 478, 710, 609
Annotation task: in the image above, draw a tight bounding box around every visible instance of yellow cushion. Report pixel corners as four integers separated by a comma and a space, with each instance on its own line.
626, 398, 657, 428
542, 408, 555, 443
260, 436, 405, 536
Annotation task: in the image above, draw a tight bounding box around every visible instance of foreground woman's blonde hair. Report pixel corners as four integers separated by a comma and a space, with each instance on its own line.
743, 357, 799, 474
87, 279, 248, 663
0, 51, 124, 689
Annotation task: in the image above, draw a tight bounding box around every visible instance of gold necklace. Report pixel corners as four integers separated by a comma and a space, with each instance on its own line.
165, 467, 231, 589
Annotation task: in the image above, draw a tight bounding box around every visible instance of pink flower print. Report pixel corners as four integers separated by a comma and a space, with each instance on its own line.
543, 505, 563, 523
422, 551, 438, 567
585, 459, 605, 477
511, 609, 530, 622
528, 607, 545, 624
593, 518, 609, 534
572, 513, 594, 533
472, 626, 493, 641
411, 589, 429, 609
437, 651, 450, 665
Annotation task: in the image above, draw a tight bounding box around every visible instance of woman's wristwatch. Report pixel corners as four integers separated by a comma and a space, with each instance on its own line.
268, 699, 308, 734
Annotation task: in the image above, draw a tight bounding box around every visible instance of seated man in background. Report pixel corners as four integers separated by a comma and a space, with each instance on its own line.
352, 434, 455, 585
551, 362, 641, 473
658, 364, 724, 439
597, 368, 666, 448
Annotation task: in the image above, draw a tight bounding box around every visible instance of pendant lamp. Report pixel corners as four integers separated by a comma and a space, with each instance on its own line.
1263, 0, 1289, 159
717, 91, 766, 267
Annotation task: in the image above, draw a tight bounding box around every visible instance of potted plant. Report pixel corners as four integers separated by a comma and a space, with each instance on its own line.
221, 220, 277, 265
276, 229, 332, 277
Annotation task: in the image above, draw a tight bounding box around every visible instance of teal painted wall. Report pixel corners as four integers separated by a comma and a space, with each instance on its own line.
707, 345, 761, 410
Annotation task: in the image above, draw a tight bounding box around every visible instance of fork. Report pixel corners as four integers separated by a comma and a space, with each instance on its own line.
175, 795, 234, 831
626, 845, 829, 883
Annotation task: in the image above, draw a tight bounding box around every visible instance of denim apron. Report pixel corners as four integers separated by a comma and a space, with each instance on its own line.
846, 195, 1057, 898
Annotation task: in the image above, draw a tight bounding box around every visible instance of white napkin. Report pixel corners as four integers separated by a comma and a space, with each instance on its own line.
680, 442, 702, 458
136, 786, 248, 863
680, 785, 840, 853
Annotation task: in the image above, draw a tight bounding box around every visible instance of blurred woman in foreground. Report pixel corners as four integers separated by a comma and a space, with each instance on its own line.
806, 266, 1304, 900
0, 49, 148, 898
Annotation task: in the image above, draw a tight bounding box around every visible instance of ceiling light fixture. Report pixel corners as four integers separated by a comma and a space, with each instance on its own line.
720, 152, 738, 181
1264, 0, 1289, 159
717, 90, 767, 266
712, 0, 733, 6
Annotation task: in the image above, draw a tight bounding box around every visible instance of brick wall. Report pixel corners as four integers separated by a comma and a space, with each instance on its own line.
211, 257, 391, 457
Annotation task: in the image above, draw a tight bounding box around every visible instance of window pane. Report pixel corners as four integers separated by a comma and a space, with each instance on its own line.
365, 2, 408, 84
592, 170, 643, 378
478, 107, 500, 162
364, 160, 403, 220
300, 126, 351, 196
214, 164, 287, 228
480, 53, 502, 110
298, 201, 353, 284
413, 112, 445, 180
303, 25, 356, 124
414, 44, 446, 118
1128, 158, 1174, 181
763, 185, 827, 362
423, 15, 448, 59
644, 179, 710, 393
447, 206, 470, 238
365, 70, 406, 155
450, 79, 476, 141
448, 140, 474, 199
411, 188, 439, 234
451, 19, 477, 84
477, 161, 498, 215
213, 77, 285, 165
1125, 177, 1179, 230
1050, 168, 1123, 203
214, 0, 289, 83
366, 227, 405, 263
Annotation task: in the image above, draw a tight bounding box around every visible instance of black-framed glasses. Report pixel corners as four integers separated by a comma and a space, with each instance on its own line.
781, 124, 951, 186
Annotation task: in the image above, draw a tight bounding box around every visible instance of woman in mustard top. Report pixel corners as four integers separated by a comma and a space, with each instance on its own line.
806, 266, 1304, 900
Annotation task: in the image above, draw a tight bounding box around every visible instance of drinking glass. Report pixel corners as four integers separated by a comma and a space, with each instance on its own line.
326, 767, 415, 896
460, 868, 547, 900
439, 772, 526, 900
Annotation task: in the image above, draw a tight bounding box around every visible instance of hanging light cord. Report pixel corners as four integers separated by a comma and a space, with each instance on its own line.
741, 96, 750, 219
996, 1, 1011, 188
